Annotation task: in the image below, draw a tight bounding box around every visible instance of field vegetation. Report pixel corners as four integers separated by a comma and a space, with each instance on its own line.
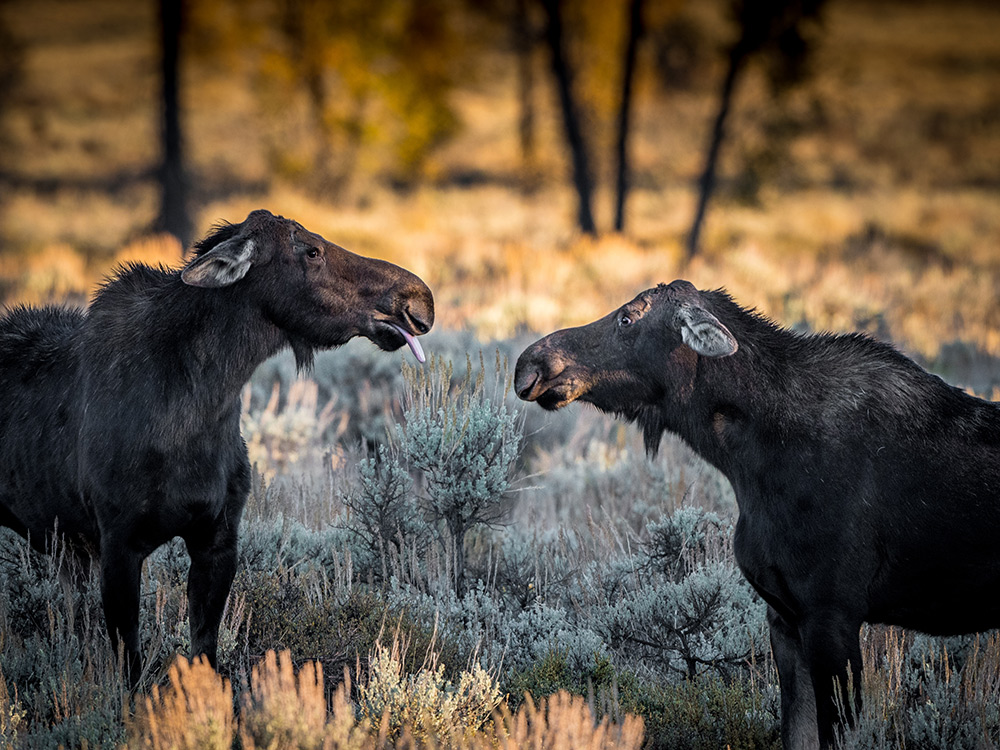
1, 0, 999, 747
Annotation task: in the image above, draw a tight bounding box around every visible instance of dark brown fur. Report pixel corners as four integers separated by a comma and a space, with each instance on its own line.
0, 209, 434, 685
515, 279, 1000, 749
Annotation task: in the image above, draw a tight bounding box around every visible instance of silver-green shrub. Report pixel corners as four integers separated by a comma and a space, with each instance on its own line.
643, 506, 731, 580
595, 560, 766, 681
395, 353, 523, 597
592, 510, 768, 682
0, 531, 126, 749
337, 444, 428, 582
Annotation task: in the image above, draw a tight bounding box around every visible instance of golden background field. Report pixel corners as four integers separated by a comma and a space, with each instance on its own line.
1, 1, 1000, 747
2, 0, 998, 365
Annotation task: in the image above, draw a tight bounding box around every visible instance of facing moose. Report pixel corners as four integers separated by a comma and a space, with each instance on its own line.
515, 279, 1000, 750
0, 209, 433, 686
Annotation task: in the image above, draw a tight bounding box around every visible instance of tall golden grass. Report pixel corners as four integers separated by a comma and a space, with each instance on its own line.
242, 379, 348, 478
128, 648, 645, 750
132, 656, 233, 750
2, 0, 997, 361
7, 194, 998, 364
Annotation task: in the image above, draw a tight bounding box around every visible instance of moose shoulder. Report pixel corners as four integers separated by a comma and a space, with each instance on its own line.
0, 209, 433, 685
514, 279, 1000, 750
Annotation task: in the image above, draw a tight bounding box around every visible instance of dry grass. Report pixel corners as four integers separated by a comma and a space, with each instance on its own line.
492, 691, 645, 750
131, 656, 234, 750
129, 649, 644, 750
239, 650, 333, 750
1, 0, 998, 360
242, 379, 347, 479
0, 665, 26, 749
842, 628, 1000, 747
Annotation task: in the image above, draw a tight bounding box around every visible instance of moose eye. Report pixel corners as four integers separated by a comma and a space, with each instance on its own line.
305, 247, 321, 260
620, 314, 633, 327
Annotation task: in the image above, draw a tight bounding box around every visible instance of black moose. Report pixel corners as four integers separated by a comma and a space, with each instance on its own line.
514, 279, 1000, 750
0, 209, 433, 685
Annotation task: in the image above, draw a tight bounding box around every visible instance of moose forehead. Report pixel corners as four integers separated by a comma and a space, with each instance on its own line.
194, 211, 320, 258
246, 210, 305, 237
623, 290, 655, 315
621, 280, 698, 313
254, 212, 329, 249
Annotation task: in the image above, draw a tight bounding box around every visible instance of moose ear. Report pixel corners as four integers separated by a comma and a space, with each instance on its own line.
676, 304, 738, 358
181, 238, 255, 288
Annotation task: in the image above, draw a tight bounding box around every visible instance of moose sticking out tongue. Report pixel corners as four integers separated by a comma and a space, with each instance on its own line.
392, 324, 426, 363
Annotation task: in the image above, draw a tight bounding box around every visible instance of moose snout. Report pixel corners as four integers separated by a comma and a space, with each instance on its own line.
381, 275, 435, 334
514, 345, 563, 401
404, 297, 433, 335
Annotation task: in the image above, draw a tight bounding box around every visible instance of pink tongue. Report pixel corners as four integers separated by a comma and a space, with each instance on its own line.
392, 325, 426, 363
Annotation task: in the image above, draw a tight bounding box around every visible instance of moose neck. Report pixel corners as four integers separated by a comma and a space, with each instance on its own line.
176, 284, 288, 400
656, 295, 829, 493
85, 266, 288, 418
659, 293, 938, 507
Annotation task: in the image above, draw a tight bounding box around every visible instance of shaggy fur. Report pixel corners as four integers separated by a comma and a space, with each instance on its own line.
515, 279, 1000, 750
0, 209, 433, 685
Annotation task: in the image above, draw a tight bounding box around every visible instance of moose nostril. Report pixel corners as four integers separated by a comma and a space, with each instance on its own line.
515, 371, 540, 400
400, 282, 434, 334
405, 306, 431, 334
513, 356, 544, 399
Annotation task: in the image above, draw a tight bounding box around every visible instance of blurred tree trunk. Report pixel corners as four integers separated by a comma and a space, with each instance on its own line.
0, 13, 23, 157
613, 0, 644, 233
539, 0, 596, 236
302, 54, 334, 187
686, 39, 747, 258
281, 0, 340, 194
513, 0, 538, 191
156, 0, 191, 248
687, 0, 826, 258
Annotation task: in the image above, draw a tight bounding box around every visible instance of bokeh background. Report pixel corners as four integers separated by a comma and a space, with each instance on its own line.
2, 1, 1000, 748
1, 0, 998, 374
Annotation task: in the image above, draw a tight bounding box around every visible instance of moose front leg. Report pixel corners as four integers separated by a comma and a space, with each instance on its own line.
184, 465, 248, 669
768, 606, 819, 750
99, 540, 145, 688
184, 522, 239, 669
799, 611, 864, 749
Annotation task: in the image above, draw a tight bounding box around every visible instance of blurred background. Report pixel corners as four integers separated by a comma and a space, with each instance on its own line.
2, 3, 1000, 745
0, 0, 998, 376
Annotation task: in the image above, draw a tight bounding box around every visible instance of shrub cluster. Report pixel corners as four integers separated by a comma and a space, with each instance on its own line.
2, 340, 1000, 747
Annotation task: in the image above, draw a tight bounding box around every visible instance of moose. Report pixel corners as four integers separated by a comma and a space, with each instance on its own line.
515, 279, 1000, 749
0, 209, 433, 685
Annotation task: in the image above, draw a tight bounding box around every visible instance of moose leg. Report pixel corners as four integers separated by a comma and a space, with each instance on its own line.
768, 606, 819, 750
184, 464, 248, 669
99, 542, 144, 687
799, 612, 863, 749
183, 522, 239, 668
